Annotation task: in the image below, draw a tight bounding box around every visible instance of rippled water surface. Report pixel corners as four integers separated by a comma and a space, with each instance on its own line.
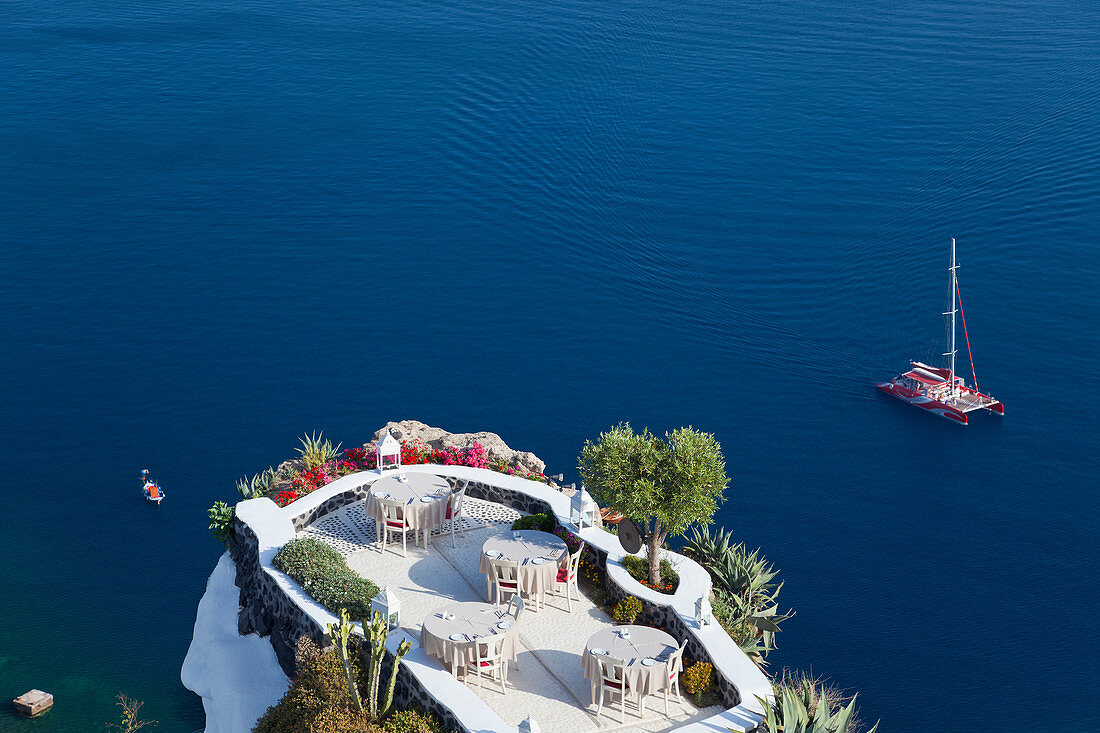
1, 0, 1098, 730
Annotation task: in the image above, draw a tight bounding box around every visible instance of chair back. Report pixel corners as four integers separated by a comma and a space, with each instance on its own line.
565, 541, 585, 580
505, 594, 525, 622
665, 637, 687, 678
379, 497, 408, 527
593, 652, 627, 687
449, 481, 467, 518
490, 558, 520, 585
474, 632, 506, 666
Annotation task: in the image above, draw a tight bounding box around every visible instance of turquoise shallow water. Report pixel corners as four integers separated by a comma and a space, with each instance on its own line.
1, 0, 1098, 730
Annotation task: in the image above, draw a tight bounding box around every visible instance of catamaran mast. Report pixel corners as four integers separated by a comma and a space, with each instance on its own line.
945, 238, 959, 399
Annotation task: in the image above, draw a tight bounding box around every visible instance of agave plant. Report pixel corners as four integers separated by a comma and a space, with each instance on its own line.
754, 674, 877, 733
687, 524, 793, 664
296, 431, 342, 469
234, 466, 278, 500
684, 523, 738, 566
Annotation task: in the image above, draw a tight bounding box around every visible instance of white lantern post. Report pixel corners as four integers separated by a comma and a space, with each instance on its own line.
570, 487, 583, 527
371, 586, 401, 631
375, 430, 401, 473
695, 596, 712, 628
578, 486, 598, 528
570, 484, 596, 528
517, 716, 541, 733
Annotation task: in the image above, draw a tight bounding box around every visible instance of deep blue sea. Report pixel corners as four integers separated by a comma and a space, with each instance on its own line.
2, 0, 1098, 730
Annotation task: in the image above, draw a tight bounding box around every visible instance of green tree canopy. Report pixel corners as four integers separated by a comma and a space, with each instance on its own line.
578, 423, 729, 584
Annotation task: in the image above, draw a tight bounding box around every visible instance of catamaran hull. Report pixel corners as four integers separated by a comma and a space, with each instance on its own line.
876, 383, 969, 423
876, 382, 1003, 425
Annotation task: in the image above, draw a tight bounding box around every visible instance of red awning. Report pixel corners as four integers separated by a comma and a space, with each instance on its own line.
903, 369, 946, 386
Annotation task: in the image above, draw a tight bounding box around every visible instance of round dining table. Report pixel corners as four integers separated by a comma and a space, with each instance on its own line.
581, 625, 678, 700
420, 601, 519, 672
366, 473, 451, 547
479, 530, 568, 609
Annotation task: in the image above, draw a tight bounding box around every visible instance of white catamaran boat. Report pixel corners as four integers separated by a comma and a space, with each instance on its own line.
877, 238, 1005, 425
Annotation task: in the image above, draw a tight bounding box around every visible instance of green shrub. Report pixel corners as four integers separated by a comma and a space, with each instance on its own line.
208, 501, 235, 546
511, 513, 555, 532
254, 636, 381, 733
611, 596, 643, 624
681, 661, 714, 696
382, 709, 447, 733
620, 553, 679, 592
273, 537, 344, 578
273, 538, 379, 619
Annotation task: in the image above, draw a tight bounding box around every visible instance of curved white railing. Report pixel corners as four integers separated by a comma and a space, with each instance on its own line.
236, 464, 771, 732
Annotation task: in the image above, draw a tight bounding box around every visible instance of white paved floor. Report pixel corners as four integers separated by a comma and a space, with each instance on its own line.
303, 499, 720, 731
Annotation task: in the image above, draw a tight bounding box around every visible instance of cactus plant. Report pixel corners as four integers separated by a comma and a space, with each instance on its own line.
363, 611, 412, 721
328, 608, 364, 714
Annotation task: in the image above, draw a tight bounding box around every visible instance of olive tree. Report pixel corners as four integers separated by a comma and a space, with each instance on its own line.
578, 423, 728, 586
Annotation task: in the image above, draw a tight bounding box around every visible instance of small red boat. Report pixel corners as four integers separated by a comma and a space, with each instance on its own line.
877, 239, 1004, 425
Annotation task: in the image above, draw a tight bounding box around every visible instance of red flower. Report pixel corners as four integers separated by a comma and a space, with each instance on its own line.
274, 490, 298, 507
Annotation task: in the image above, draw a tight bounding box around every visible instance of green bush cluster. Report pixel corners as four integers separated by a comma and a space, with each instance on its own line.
620, 553, 679, 591
381, 709, 448, 733
273, 538, 379, 619
611, 596, 643, 624
510, 513, 555, 532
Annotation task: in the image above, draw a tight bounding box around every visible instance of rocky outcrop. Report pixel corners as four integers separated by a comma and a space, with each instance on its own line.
370, 420, 548, 477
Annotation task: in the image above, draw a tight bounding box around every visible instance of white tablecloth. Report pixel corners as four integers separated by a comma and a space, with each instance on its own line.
366, 474, 451, 540
582, 625, 677, 697
479, 530, 568, 597
420, 601, 519, 670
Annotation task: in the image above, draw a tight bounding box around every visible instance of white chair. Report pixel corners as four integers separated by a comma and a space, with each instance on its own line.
466, 633, 508, 695
503, 595, 524, 669
444, 481, 468, 547
660, 637, 688, 716
488, 558, 521, 605
554, 542, 586, 612
505, 594, 525, 624
592, 652, 636, 724
378, 497, 413, 557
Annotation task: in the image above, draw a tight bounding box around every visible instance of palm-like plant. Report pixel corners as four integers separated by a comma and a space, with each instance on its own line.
296, 431, 342, 469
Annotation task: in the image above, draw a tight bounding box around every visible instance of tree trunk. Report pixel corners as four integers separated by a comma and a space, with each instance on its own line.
647, 519, 665, 586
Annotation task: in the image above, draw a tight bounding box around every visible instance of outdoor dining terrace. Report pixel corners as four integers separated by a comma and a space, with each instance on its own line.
234, 462, 772, 733
300, 475, 720, 731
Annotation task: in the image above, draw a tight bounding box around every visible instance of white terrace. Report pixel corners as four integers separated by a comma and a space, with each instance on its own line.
237, 465, 771, 733
302, 494, 719, 731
